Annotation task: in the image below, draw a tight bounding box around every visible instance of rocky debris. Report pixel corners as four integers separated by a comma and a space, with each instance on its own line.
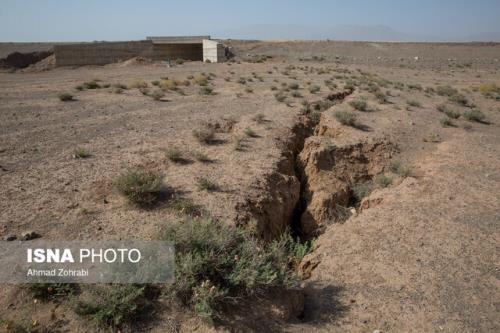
3, 234, 17, 241
22, 54, 55, 73
20, 231, 41, 241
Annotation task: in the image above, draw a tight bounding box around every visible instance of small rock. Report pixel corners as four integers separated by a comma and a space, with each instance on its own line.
3, 234, 17, 241
21, 231, 41, 241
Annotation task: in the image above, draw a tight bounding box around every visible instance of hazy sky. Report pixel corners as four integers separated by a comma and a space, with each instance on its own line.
1, 0, 500, 41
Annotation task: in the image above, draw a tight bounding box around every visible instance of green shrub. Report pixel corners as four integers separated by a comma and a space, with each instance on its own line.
170, 197, 204, 217
129, 80, 148, 89
308, 85, 321, 94
166, 148, 187, 163
440, 118, 456, 127
199, 86, 214, 95
334, 111, 358, 127
448, 93, 469, 106
463, 109, 486, 122
115, 169, 163, 206
349, 99, 368, 111
407, 100, 421, 108
351, 182, 372, 203
83, 81, 100, 89
150, 90, 165, 101
244, 127, 257, 138
196, 177, 218, 191
193, 74, 208, 86
58, 93, 74, 101
73, 147, 90, 159
27, 283, 77, 300
389, 161, 411, 177
436, 85, 458, 96
252, 113, 266, 124
193, 126, 215, 144
73, 285, 151, 329
375, 174, 392, 187
163, 219, 306, 319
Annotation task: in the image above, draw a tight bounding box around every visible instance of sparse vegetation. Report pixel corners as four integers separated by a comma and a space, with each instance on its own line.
440, 118, 456, 127
193, 74, 208, 86
375, 174, 392, 187
199, 86, 214, 95
27, 283, 77, 300
73, 147, 90, 159
115, 169, 163, 206
73, 285, 152, 330
193, 126, 216, 144
170, 197, 204, 217
58, 93, 74, 101
351, 182, 372, 203
196, 177, 218, 191
349, 99, 368, 111
308, 85, 321, 93
389, 161, 411, 178
129, 80, 148, 89
83, 80, 100, 89
252, 113, 266, 124
166, 148, 187, 163
150, 90, 165, 101
244, 127, 258, 137
334, 111, 358, 127
162, 218, 306, 319
463, 109, 486, 123
193, 151, 211, 163
407, 100, 422, 108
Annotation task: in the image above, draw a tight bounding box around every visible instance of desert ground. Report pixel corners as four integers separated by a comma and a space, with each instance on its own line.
0, 40, 499, 332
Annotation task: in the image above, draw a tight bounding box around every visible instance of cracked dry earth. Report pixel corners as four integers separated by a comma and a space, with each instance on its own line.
0, 40, 500, 332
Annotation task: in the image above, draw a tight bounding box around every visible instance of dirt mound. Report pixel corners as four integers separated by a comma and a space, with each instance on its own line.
21, 54, 55, 72
0, 50, 53, 69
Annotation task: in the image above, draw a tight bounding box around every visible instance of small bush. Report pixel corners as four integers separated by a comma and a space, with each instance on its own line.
194, 74, 208, 86
245, 87, 253, 93
288, 82, 299, 90
170, 197, 204, 217
436, 85, 458, 97
175, 58, 185, 65
150, 90, 165, 101
83, 81, 100, 89
193, 126, 216, 144
440, 118, 456, 127
252, 113, 266, 124
161, 79, 178, 91
196, 177, 218, 191
162, 219, 305, 319
115, 169, 163, 206
349, 99, 368, 111
274, 91, 287, 102
334, 111, 358, 127
27, 283, 77, 301
73, 147, 90, 159
448, 93, 469, 106
151, 80, 160, 86
375, 174, 392, 187
308, 85, 321, 94
407, 100, 421, 108
479, 82, 500, 94
58, 93, 74, 101
139, 87, 150, 96
237, 77, 246, 84
351, 182, 372, 203
73, 285, 151, 329
129, 80, 148, 89
270, 86, 278, 91
75, 85, 84, 91
199, 86, 214, 95
113, 83, 128, 90
375, 91, 388, 103
193, 151, 211, 163
244, 127, 258, 138
389, 161, 411, 178
166, 148, 187, 163
463, 109, 486, 122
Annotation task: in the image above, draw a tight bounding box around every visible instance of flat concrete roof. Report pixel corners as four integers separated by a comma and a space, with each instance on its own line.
146, 36, 210, 44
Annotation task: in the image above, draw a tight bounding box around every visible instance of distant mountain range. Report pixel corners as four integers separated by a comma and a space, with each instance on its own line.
215, 24, 500, 42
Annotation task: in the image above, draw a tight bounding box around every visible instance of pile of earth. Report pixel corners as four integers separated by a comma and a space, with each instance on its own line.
0, 50, 53, 69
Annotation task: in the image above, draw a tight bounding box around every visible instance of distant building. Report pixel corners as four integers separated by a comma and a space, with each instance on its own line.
53, 36, 226, 66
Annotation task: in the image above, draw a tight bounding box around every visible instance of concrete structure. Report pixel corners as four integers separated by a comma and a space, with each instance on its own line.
53, 36, 225, 67
203, 39, 226, 63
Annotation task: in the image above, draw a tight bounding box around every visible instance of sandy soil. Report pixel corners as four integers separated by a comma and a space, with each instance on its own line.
0, 40, 499, 332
